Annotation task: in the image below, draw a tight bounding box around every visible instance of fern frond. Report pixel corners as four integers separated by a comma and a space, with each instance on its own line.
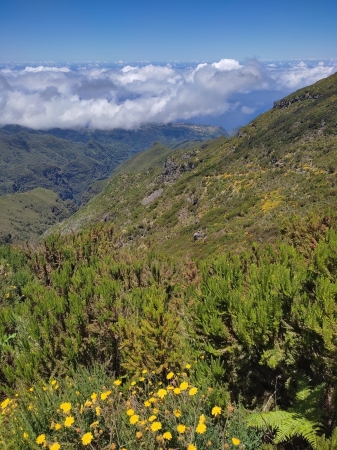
248, 410, 321, 449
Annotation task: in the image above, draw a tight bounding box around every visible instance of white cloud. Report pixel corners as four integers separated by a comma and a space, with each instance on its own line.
0, 59, 336, 130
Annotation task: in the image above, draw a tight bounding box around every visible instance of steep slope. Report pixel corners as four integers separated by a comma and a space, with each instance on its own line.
0, 123, 227, 242
0, 123, 227, 204
53, 72, 337, 259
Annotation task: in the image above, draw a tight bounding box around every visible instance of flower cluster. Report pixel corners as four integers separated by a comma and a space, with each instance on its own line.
0, 363, 247, 449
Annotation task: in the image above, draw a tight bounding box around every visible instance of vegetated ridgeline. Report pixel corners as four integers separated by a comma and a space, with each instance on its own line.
0, 123, 227, 244
1, 72, 337, 450
53, 71, 337, 260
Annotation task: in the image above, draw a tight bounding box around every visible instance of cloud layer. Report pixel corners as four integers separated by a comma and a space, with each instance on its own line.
0, 59, 336, 130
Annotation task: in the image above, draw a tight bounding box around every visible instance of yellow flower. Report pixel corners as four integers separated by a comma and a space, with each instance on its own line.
91, 393, 97, 401
180, 381, 189, 391
29, 387, 34, 392
90, 421, 99, 428
174, 409, 182, 417
144, 400, 151, 407
130, 414, 139, 425
131, 381, 137, 386
152, 407, 159, 414
142, 369, 147, 374
36, 434, 46, 444
50, 443, 60, 450
174, 387, 181, 395
100, 390, 111, 400
196, 423, 206, 434
157, 389, 167, 399
127, 408, 135, 416
189, 387, 198, 396
60, 402, 71, 413
149, 397, 156, 403
163, 431, 172, 440
187, 444, 197, 450
1, 398, 10, 409
151, 421, 162, 432
149, 415, 157, 422
232, 437, 241, 446
211, 406, 222, 416
199, 414, 206, 424
177, 424, 186, 433
166, 371, 174, 379
23, 432, 28, 439
136, 431, 143, 439
139, 377, 145, 381
55, 423, 62, 430
64, 416, 75, 427
113, 379, 122, 386
95, 406, 101, 416
81, 432, 93, 445
185, 363, 191, 369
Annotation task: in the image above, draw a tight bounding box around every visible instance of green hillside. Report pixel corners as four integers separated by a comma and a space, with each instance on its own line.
0, 123, 227, 242
53, 72, 337, 259
0, 188, 74, 244
1, 73, 337, 450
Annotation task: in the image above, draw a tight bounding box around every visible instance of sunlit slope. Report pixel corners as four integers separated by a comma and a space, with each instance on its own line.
0, 187, 73, 243
52, 72, 337, 258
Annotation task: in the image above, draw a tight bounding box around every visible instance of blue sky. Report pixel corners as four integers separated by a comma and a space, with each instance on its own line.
0, 1, 336, 131
1, 0, 336, 62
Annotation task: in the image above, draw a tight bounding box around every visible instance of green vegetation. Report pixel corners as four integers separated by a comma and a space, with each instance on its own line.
0, 188, 75, 244
0, 123, 225, 242
54, 73, 337, 260
1, 73, 337, 449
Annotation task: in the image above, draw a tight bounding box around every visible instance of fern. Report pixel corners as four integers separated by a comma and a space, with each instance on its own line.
248, 410, 320, 449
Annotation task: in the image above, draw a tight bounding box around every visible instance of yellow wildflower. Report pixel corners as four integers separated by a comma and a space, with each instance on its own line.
166, 371, 174, 379
177, 424, 186, 433
149, 415, 157, 422
151, 421, 162, 432
64, 416, 74, 427
174, 387, 181, 395
187, 444, 196, 450
136, 431, 143, 439
1, 398, 10, 409
127, 408, 135, 416
139, 377, 145, 381
185, 363, 191, 369
232, 437, 241, 446
130, 414, 139, 425
60, 402, 71, 413
100, 390, 111, 400
174, 409, 182, 417
157, 389, 167, 399
211, 406, 222, 416
113, 379, 122, 386
90, 421, 99, 428
131, 381, 137, 386
81, 432, 93, 445
50, 443, 60, 450
23, 432, 28, 439
36, 434, 46, 444
199, 414, 206, 424
144, 400, 151, 407
91, 393, 97, 401
189, 387, 198, 396
163, 431, 172, 440
95, 406, 101, 416
180, 381, 188, 391
196, 423, 206, 434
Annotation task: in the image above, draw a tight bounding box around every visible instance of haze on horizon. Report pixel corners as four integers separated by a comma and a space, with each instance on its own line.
1, 0, 336, 131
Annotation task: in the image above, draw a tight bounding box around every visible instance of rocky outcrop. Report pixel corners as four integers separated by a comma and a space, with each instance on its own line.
273, 92, 320, 108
